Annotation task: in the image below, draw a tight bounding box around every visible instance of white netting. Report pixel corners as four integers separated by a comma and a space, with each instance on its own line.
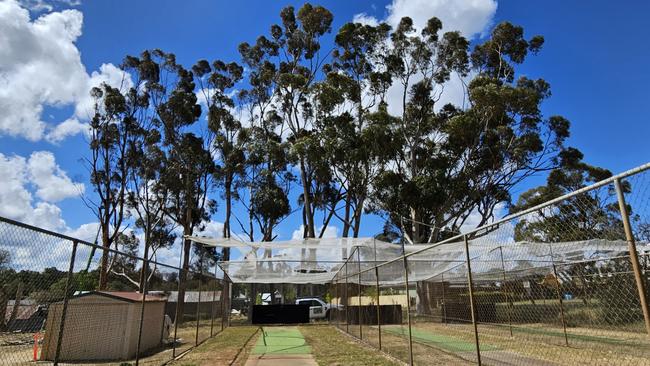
186, 236, 634, 285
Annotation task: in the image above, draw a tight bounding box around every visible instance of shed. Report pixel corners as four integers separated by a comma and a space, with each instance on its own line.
41, 291, 167, 361
163, 291, 221, 322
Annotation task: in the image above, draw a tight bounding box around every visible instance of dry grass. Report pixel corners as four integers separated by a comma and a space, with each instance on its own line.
173, 326, 259, 366
299, 325, 402, 366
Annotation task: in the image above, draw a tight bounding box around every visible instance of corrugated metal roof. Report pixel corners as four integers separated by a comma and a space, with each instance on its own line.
67, 291, 168, 303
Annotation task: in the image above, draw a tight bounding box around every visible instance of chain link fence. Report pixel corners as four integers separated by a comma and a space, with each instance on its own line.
0, 217, 231, 366
330, 163, 650, 365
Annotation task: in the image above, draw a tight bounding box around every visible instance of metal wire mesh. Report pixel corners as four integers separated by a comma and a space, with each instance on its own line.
330, 163, 650, 365
0, 217, 230, 366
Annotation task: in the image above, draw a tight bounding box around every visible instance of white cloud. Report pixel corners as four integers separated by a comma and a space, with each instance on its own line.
0, 151, 84, 231
385, 0, 497, 37
30, 201, 67, 231
74, 63, 133, 120
27, 150, 85, 201
65, 221, 100, 242
197, 221, 225, 239
292, 225, 339, 240
352, 13, 379, 26
460, 202, 507, 233
45, 117, 89, 143
0, 152, 62, 230
18, 0, 81, 12
0, 0, 130, 142
353, 0, 497, 115
0, 154, 36, 222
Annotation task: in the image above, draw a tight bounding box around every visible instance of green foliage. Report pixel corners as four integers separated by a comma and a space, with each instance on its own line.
512, 149, 623, 242
78, 6, 590, 287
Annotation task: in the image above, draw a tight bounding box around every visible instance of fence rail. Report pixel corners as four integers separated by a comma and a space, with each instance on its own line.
0, 217, 231, 366
330, 162, 650, 365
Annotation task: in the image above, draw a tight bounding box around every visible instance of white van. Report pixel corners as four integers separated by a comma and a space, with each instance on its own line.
295, 298, 330, 319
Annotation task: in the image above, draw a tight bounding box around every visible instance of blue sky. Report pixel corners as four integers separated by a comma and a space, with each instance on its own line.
1, 0, 649, 257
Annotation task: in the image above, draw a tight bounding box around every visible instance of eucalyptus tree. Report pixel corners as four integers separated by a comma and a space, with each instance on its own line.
511, 148, 622, 242
316, 20, 392, 237
121, 53, 176, 290
237, 38, 294, 243
85, 80, 144, 289
193, 59, 246, 261
142, 50, 216, 315
372, 19, 571, 244
249, 3, 334, 239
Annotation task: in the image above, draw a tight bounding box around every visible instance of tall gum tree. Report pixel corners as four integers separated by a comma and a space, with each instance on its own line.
193, 59, 246, 262
316, 20, 392, 238
85, 81, 142, 290
251, 3, 334, 239
371, 19, 571, 244
143, 50, 217, 319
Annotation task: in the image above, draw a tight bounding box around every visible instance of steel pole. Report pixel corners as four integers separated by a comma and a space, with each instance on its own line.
195, 251, 204, 346
552, 262, 570, 346
498, 246, 513, 337
402, 254, 414, 366
357, 249, 363, 340
441, 273, 446, 324
135, 258, 149, 366
172, 247, 185, 358
54, 240, 78, 366
345, 262, 350, 334
615, 178, 650, 334
463, 235, 482, 365
375, 266, 382, 350
210, 266, 218, 337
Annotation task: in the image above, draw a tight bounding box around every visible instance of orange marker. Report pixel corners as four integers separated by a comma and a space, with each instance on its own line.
33, 332, 41, 361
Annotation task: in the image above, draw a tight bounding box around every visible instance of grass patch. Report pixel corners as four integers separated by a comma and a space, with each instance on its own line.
252, 327, 311, 355
173, 326, 259, 366
383, 325, 496, 353
300, 325, 401, 366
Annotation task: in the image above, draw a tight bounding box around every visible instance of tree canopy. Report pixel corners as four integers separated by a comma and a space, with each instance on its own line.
79, 3, 613, 295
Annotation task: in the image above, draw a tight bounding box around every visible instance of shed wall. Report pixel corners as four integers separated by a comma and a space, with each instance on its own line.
41, 295, 165, 361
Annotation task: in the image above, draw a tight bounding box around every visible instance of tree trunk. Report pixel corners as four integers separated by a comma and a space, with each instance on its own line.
342, 195, 351, 238
299, 157, 315, 238
222, 180, 232, 261
7, 282, 23, 329
177, 206, 193, 325
224, 179, 232, 239
0, 289, 7, 331
352, 197, 365, 238
247, 283, 257, 323
139, 219, 151, 293
98, 223, 110, 290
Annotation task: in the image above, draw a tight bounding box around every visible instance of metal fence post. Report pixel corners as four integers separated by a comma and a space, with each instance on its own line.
195, 253, 204, 346
53, 240, 78, 366
402, 255, 414, 366
220, 280, 226, 332
375, 266, 382, 350
441, 273, 446, 324
227, 277, 233, 327
345, 263, 349, 333
210, 266, 218, 337
357, 249, 363, 340
552, 262, 570, 346
615, 178, 650, 335
172, 266, 183, 358
548, 243, 569, 346
463, 235, 482, 366
135, 258, 149, 366
498, 246, 513, 337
